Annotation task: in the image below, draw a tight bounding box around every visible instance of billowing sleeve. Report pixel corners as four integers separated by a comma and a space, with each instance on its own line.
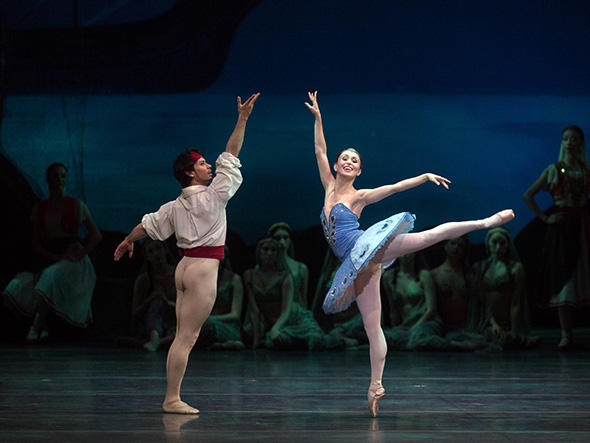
141, 201, 176, 241
210, 152, 243, 202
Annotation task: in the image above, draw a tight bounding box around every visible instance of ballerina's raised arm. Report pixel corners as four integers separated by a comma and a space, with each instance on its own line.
305, 91, 334, 191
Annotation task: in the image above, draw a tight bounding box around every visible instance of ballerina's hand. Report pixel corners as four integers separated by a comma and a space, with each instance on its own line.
425, 173, 451, 189
114, 239, 134, 261
237, 92, 260, 118
304, 90, 321, 118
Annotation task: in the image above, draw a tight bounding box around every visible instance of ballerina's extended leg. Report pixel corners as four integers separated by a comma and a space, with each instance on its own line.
375, 209, 514, 264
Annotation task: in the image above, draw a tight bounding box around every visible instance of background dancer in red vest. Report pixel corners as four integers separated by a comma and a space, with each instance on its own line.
3, 162, 102, 342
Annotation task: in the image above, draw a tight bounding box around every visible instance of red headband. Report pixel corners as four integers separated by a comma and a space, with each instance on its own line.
190, 151, 203, 162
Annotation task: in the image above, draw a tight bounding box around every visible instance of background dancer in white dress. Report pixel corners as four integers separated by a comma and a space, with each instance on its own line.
305, 90, 514, 417
114, 92, 260, 414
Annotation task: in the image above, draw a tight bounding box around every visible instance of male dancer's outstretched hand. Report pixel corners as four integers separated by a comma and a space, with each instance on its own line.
226, 92, 260, 157
237, 92, 260, 119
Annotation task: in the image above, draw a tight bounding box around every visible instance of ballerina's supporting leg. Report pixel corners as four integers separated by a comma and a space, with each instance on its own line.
355, 265, 387, 417
375, 209, 514, 264
162, 258, 218, 414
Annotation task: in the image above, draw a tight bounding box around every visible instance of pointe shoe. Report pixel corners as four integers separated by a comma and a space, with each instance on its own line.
368, 381, 386, 418
484, 209, 515, 228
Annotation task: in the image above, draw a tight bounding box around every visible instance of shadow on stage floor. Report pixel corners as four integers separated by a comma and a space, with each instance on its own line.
1, 332, 590, 442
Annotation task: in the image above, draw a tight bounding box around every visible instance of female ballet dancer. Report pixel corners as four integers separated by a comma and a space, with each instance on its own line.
305, 91, 514, 417
114, 92, 260, 414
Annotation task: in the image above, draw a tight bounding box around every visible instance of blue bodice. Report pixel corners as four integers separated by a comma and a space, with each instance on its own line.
320, 203, 363, 261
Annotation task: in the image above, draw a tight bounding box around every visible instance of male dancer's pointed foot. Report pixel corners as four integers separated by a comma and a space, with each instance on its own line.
162, 400, 200, 415
483, 209, 515, 229
368, 381, 385, 418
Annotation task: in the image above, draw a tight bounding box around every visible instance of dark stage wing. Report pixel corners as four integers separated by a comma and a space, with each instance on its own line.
2, 0, 262, 94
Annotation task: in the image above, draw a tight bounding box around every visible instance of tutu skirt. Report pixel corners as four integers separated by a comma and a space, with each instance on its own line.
322, 210, 415, 314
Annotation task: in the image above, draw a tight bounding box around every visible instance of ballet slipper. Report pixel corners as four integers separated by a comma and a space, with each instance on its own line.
143, 341, 158, 352
558, 335, 573, 351
368, 381, 385, 418
162, 400, 200, 415
143, 330, 161, 351
25, 327, 39, 343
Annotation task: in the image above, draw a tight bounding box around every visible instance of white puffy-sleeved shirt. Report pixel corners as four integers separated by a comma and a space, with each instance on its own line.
141, 152, 242, 248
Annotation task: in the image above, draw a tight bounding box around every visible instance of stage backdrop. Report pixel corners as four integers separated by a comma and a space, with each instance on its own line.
2, 0, 590, 243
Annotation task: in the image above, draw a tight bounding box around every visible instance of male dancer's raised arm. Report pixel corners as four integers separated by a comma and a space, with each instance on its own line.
225, 93, 260, 157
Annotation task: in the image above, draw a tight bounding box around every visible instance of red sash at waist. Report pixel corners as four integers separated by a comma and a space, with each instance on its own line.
178, 245, 224, 260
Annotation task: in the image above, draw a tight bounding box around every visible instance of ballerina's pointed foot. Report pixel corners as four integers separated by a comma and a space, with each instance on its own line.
162, 400, 200, 415
483, 209, 515, 229
368, 381, 386, 418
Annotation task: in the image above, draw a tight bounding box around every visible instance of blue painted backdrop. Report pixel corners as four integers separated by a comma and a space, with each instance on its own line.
2, 0, 589, 243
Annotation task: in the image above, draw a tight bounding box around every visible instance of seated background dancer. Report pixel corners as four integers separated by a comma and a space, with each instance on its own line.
473, 227, 538, 349
131, 238, 177, 352
267, 222, 310, 308
243, 237, 350, 350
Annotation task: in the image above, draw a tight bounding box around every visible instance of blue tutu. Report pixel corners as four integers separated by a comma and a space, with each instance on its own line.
321, 203, 415, 314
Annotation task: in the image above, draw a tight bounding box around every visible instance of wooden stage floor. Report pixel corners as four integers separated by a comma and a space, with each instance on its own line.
1, 340, 590, 442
